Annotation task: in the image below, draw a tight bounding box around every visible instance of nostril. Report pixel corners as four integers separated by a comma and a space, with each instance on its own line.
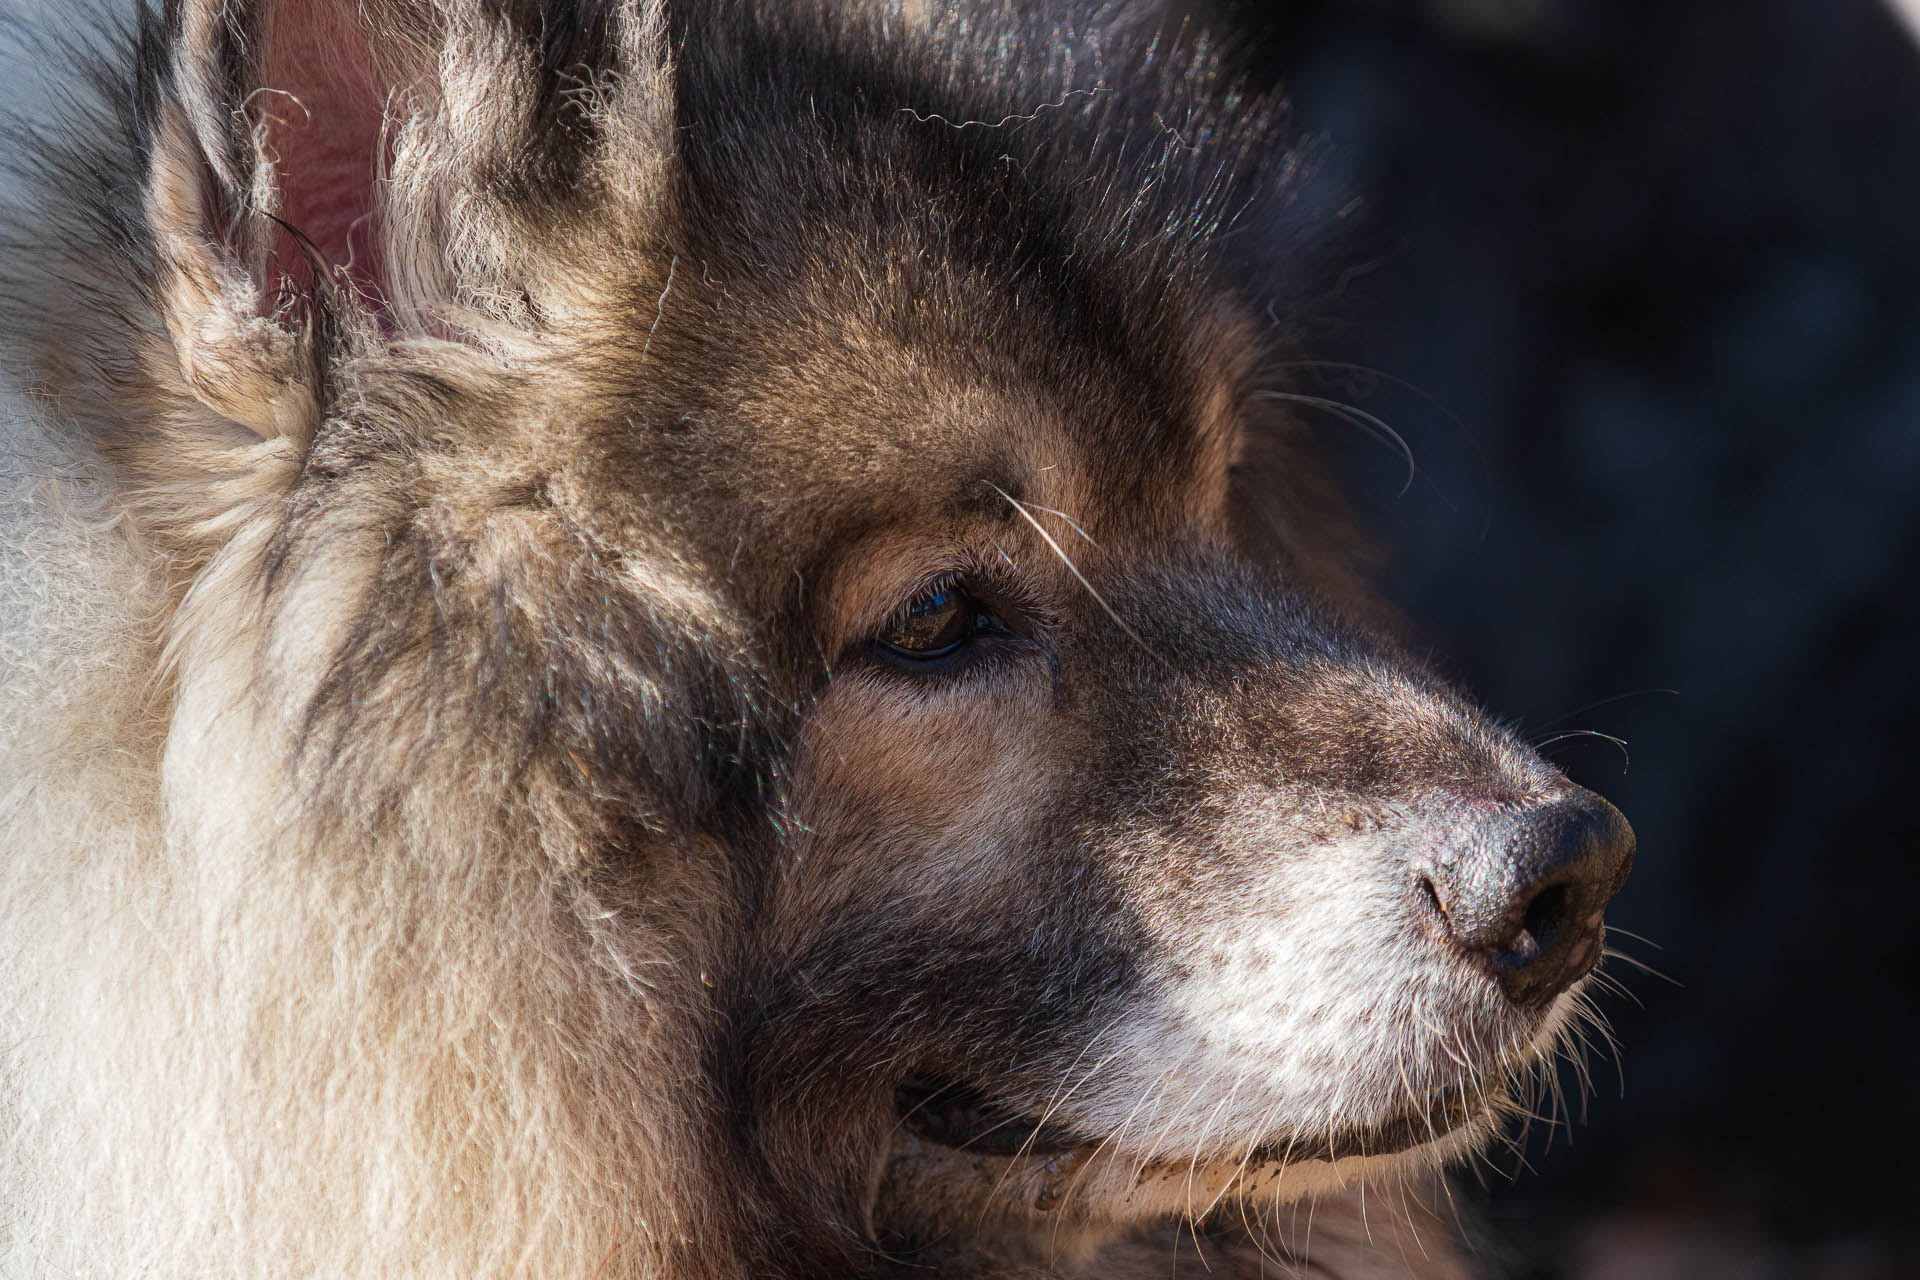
1418, 874, 1446, 926
1512, 881, 1569, 957
1485, 880, 1568, 970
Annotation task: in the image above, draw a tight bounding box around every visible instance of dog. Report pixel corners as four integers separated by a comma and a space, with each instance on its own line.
0, 1, 1633, 1275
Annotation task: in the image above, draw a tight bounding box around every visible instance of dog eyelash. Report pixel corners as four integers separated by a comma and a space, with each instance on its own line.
869, 575, 1040, 674
873, 583, 1001, 669
877, 587, 986, 656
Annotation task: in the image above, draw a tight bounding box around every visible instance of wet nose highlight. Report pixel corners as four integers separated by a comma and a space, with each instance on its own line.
1420, 792, 1636, 1008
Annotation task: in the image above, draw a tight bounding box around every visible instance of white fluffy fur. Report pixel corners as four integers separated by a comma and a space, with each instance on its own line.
0, 344, 738, 1270
0, 401, 177, 1274
0, 400, 635, 1276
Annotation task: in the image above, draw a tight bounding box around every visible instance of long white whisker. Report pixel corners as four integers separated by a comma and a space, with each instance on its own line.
1256, 390, 1418, 498
1022, 503, 1101, 548
1536, 687, 1682, 730
979, 1009, 1129, 1221
1600, 947, 1682, 987
1532, 727, 1631, 772
987, 483, 1164, 666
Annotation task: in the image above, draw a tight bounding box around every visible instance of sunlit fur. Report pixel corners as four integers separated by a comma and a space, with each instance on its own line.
0, 2, 1620, 1276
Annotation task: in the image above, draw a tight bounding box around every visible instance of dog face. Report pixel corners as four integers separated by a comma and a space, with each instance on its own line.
735, 281, 1626, 1245
0, 0, 1632, 1273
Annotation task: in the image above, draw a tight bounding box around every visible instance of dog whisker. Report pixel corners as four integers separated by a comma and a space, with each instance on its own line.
987, 482, 1165, 667
1532, 727, 1632, 772
1256, 390, 1420, 498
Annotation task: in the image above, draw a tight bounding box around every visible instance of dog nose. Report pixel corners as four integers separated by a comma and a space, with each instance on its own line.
1420, 791, 1636, 1008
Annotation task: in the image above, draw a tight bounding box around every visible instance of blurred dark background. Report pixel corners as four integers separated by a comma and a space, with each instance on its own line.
1199, 0, 1920, 1275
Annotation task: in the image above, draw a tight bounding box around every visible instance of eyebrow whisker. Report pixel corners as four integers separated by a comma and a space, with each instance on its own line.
985, 483, 1164, 667
1022, 503, 1101, 548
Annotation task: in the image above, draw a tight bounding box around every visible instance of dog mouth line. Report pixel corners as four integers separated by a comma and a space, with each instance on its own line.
894, 1076, 1494, 1167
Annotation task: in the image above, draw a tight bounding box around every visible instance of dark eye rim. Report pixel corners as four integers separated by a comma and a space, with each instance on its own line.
868, 579, 1024, 674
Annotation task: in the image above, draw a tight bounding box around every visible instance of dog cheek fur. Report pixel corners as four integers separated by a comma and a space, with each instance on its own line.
748, 670, 1147, 1137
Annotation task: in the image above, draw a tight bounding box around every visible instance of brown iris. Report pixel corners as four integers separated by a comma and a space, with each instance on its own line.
876, 587, 989, 661
881, 589, 969, 656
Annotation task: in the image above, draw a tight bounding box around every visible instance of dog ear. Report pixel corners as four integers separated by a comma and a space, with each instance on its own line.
138, 0, 384, 448
118, 0, 672, 550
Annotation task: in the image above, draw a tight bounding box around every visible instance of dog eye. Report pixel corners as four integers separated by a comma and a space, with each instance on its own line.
876, 587, 995, 663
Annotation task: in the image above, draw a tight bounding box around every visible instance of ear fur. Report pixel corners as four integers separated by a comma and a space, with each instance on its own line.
4, 0, 673, 560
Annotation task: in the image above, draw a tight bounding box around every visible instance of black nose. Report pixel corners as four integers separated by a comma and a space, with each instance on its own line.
1420, 791, 1636, 1008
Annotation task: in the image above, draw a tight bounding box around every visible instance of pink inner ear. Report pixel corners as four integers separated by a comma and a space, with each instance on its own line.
256, 4, 390, 309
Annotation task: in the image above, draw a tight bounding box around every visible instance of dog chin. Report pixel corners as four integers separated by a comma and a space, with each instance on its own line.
885, 1081, 1502, 1226
882, 982, 1593, 1229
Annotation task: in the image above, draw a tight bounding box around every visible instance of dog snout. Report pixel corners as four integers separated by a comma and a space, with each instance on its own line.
1419, 791, 1635, 1008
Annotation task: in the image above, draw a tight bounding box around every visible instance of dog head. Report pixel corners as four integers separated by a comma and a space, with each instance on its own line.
8, 0, 1632, 1272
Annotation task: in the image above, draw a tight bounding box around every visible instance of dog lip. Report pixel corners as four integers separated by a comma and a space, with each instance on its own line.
1247, 1102, 1471, 1165
1283, 1080, 1492, 1163
896, 1077, 1485, 1165
895, 1078, 1089, 1157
